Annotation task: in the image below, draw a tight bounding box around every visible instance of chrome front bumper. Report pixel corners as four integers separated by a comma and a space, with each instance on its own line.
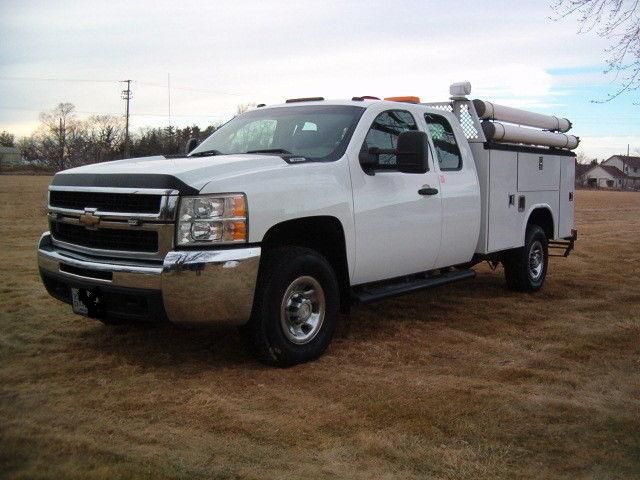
37, 233, 261, 326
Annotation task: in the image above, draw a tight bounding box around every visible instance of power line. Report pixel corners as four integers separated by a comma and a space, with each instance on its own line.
0, 76, 121, 84
0, 76, 247, 96
0, 106, 231, 119
135, 80, 246, 97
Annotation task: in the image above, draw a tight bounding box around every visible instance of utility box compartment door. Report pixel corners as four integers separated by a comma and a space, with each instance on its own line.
488, 150, 524, 251
558, 158, 575, 238
518, 153, 560, 192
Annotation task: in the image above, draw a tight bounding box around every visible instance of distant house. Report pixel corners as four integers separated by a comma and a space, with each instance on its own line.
601, 155, 640, 190
583, 164, 626, 189
0, 146, 22, 169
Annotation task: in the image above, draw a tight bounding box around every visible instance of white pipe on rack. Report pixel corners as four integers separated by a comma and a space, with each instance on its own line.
473, 99, 572, 133
482, 121, 580, 150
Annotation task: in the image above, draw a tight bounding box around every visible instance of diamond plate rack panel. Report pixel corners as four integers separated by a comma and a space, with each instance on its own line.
424, 100, 486, 142
453, 100, 485, 143
425, 102, 453, 113
457, 103, 479, 140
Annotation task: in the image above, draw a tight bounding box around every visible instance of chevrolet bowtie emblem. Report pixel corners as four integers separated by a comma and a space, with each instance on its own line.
79, 210, 100, 228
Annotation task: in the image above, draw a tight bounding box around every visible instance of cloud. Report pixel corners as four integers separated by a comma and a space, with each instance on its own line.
0, 0, 635, 161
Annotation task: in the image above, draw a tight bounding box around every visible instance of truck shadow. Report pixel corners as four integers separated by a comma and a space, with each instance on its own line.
70, 270, 510, 370
337, 270, 516, 337
72, 321, 262, 370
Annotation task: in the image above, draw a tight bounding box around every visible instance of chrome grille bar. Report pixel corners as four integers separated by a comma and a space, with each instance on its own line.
48, 186, 179, 221
47, 186, 178, 260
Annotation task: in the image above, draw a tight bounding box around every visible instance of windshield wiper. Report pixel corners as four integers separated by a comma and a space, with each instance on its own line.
245, 148, 292, 155
189, 149, 223, 157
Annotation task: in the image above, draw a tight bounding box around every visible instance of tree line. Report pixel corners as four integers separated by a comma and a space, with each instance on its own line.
0, 103, 223, 171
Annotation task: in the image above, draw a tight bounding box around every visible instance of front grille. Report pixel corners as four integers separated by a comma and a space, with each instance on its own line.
52, 222, 158, 253
50, 191, 162, 214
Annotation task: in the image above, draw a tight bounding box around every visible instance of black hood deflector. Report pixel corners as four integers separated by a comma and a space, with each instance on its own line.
51, 173, 200, 195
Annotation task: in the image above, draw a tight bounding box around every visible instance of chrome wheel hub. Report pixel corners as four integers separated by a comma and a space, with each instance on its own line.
280, 275, 325, 345
528, 240, 544, 281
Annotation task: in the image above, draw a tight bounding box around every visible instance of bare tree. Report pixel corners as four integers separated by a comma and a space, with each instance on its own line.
82, 115, 125, 164
551, 0, 640, 102
576, 150, 590, 163
38, 103, 79, 170
0, 131, 15, 147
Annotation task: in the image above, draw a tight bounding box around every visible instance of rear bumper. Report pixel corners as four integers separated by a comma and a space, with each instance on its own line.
549, 229, 577, 258
37, 232, 261, 326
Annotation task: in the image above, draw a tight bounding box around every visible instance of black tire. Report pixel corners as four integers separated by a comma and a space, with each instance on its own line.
502, 224, 549, 292
244, 246, 340, 367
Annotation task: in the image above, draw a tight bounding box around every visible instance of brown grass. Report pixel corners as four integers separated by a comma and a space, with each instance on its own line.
0, 175, 639, 479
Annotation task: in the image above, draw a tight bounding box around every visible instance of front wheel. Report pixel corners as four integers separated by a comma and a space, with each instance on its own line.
502, 224, 549, 292
244, 247, 339, 366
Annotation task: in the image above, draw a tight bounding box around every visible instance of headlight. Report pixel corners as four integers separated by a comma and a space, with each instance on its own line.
176, 194, 247, 246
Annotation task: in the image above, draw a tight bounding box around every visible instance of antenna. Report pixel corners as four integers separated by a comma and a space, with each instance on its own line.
167, 73, 172, 128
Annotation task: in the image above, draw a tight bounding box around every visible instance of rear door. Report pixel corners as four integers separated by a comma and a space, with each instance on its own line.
349, 106, 442, 285
423, 111, 481, 267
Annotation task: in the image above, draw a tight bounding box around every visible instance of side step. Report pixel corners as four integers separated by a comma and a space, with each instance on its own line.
353, 269, 476, 304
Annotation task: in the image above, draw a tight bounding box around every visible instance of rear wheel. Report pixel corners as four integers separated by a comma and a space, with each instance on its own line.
503, 224, 549, 292
244, 247, 339, 366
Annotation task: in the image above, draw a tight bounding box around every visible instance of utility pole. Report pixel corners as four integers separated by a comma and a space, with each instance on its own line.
121, 80, 132, 158
59, 117, 65, 171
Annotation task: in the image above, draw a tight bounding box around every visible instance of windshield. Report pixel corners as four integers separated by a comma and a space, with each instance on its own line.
190, 105, 365, 161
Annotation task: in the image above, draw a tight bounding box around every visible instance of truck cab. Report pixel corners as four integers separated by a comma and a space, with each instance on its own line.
38, 84, 577, 366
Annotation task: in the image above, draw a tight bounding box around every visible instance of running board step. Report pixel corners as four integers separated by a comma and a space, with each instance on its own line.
353, 269, 476, 304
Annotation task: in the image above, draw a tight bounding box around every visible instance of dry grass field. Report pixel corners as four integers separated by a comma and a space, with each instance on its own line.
0, 175, 639, 479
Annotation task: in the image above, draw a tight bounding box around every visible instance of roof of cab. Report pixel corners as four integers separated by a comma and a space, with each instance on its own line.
259, 98, 456, 119
262, 98, 431, 110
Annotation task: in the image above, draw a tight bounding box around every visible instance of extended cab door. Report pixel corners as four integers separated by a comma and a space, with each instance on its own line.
348, 106, 442, 285
423, 111, 481, 268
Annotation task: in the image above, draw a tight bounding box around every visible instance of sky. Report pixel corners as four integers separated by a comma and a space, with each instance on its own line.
0, 0, 638, 160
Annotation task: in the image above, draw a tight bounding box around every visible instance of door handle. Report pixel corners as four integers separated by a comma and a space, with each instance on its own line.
418, 187, 439, 196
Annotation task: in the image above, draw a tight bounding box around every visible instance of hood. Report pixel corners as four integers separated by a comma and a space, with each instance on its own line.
51, 154, 290, 193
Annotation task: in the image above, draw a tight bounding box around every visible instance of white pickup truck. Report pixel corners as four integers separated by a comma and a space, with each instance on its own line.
38, 82, 578, 366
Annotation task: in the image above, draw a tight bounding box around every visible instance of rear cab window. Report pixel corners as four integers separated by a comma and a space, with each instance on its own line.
424, 113, 463, 171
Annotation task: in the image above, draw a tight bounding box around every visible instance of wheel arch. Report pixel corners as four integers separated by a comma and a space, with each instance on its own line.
525, 205, 555, 241
260, 216, 351, 313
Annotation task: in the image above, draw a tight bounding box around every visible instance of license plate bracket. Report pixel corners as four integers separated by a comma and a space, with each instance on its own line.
71, 288, 102, 317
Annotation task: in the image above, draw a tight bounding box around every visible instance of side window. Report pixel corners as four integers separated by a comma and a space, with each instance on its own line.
362, 110, 417, 166
424, 114, 462, 171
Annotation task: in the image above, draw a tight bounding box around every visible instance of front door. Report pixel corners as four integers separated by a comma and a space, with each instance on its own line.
349, 108, 442, 285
